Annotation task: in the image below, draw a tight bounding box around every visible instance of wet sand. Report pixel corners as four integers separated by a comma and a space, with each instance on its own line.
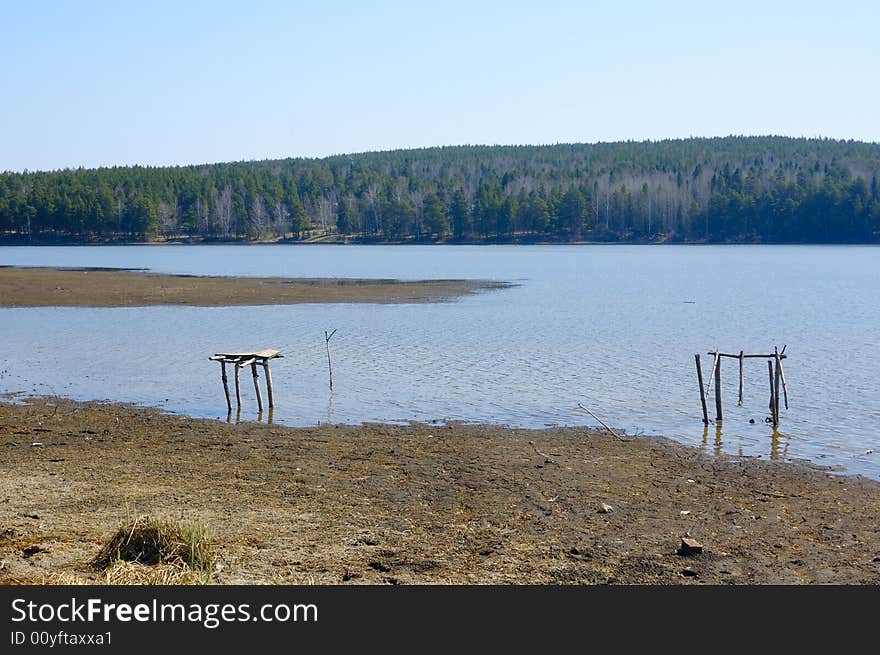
0, 266, 508, 307
1, 396, 879, 585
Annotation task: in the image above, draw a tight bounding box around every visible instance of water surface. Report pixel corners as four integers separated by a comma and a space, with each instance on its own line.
1, 244, 878, 478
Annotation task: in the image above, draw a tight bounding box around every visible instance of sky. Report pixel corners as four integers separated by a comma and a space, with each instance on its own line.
1, 0, 878, 171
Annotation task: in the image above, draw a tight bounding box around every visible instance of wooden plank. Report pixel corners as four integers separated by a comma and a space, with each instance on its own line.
214, 349, 282, 359
714, 353, 722, 422
708, 352, 786, 359
695, 354, 709, 424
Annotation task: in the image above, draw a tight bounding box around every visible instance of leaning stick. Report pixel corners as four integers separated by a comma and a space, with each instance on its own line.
704, 349, 719, 399
576, 403, 625, 441
775, 346, 789, 410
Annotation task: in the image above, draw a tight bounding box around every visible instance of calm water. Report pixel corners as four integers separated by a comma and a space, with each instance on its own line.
1, 244, 878, 478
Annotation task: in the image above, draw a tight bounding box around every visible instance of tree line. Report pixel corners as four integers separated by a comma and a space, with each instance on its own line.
1, 136, 879, 244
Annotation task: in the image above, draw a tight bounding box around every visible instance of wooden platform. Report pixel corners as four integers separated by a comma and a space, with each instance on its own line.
209, 349, 283, 413
211, 349, 282, 360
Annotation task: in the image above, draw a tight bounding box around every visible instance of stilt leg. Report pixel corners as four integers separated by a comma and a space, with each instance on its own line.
251, 362, 263, 413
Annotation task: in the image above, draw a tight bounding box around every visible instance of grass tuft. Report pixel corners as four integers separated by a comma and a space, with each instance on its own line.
91, 515, 214, 581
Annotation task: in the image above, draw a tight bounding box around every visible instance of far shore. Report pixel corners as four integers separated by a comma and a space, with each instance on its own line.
0, 266, 511, 307
1, 396, 879, 585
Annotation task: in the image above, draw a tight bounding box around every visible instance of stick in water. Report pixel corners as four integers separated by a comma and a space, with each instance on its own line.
324, 328, 338, 391
576, 403, 625, 441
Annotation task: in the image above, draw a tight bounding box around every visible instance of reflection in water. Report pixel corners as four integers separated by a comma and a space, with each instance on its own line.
225, 407, 273, 423
770, 429, 791, 461
702, 421, 792, 462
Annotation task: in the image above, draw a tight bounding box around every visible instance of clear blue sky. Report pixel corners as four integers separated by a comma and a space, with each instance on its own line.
1, 0, 877, 172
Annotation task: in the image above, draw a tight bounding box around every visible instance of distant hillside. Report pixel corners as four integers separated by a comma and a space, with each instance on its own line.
2, 136, 879, 244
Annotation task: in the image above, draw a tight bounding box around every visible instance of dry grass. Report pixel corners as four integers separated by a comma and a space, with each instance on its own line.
90, 516, 214, 582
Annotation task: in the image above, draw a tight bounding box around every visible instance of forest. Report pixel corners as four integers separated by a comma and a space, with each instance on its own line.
1, 136, 879, 244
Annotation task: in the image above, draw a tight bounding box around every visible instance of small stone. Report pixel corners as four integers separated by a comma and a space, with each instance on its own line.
680, 510, 691, 516
680, 568, 698, 577
30, 442, 44, 448
598, 503, 614, 514
677, 537, 703, 556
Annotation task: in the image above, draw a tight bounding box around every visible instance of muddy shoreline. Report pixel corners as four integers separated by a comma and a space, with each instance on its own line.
1, 396, 878, 585
0, 266, 509, 307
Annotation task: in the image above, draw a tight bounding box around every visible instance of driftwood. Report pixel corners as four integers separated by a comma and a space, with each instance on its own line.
576, 403, 625, 441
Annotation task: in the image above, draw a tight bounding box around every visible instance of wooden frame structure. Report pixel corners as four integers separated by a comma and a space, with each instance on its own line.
209, 349, 283, 413
694, 346, 789, 427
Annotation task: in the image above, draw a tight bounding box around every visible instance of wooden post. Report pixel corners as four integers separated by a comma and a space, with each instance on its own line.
234, 363, 242, 408
775, 347, 789, 410
738, 350, 744, 406
262, 360, 275, 409
695, 354, 709, 424
251, 362, 263, 413
767, 359, 777, 427
773, 355, 781, 422
713, 353, 722, 422
220, 361, 232, 412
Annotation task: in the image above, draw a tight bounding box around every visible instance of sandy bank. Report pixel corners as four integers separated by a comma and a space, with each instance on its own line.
0, 266, 509, 307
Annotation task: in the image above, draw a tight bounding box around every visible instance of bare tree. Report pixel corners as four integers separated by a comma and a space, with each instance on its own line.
214, 185, 234, 238
157, 199, 178, 236
366, 184, 382, 234
272, 200, 289, 237
195, 197, 210, 235
408, 188, 424, 239
250, 194, 270, 237
316, 196, 334, 234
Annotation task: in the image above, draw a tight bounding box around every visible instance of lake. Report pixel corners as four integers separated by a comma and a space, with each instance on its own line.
1, 244, 878, 478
